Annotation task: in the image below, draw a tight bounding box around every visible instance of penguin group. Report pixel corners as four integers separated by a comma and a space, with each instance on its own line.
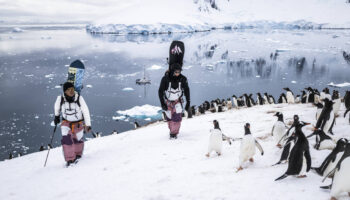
198, 87, 350, 200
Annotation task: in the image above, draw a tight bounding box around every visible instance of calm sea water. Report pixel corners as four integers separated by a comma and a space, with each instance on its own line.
0, 24, 350, 161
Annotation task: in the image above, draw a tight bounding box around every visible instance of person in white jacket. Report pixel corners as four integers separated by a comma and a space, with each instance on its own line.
54, 82, 91, 166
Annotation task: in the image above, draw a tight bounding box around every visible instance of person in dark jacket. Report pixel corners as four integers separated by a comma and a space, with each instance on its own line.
158, 63, 190, 139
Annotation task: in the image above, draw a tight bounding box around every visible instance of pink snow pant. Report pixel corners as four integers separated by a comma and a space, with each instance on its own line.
61, 120, 84, 162
166, 100, 182, 135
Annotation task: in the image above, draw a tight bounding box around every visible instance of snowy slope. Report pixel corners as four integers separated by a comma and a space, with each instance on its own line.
1, 103, 350, 200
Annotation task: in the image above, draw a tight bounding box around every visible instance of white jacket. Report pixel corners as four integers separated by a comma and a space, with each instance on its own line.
54, 92, 91, 126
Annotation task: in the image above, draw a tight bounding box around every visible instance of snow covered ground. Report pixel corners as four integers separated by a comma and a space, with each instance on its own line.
1, 103, 350, 200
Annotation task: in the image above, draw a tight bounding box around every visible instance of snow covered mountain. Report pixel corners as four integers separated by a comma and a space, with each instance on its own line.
1, 103, 350, 200
86, 0, 350, 34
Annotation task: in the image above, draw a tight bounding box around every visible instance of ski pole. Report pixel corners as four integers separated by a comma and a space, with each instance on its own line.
44, 125, 57, 167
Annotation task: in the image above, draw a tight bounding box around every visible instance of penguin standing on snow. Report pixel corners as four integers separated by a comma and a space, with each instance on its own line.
275, 121, 312, 181
344, 91, 350, 124
332, 90, 341, 116
326, 142, 350, 200
237, 123, 264, 171
312, 138, 348, 178
226, 98, 232, 110
256, 93, 265, 105
316, 98, 335, 135
305, 87, 315, 103
263, 93, 270, 104
306, 129, 336, 150
301, 90, 307, 103
295, 95, 301, 104
269, 95, 276, 104
206, 120, 231, 157
284, 88, 295, 103
321, 88, 332, 101
243, 94, 253, 107
278, 93, 287, 104
271, 112, 287, 148
232, 95, 238, 108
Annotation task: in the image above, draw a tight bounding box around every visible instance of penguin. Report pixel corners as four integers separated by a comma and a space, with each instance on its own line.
314, 89, 321, 104
226, 98, 232, 110
8, 153, 13, 160
306, 129, 336, 150
206, 120, 232, 157
305, 87, 315, 103
263, 93, 270, 104
238, 96, 245, 107
39, 146, 45, 151
327, 142, 350, 200
249, 94, 256, 106
92, 131, 102, 138
47, 144, 53, 149
283, 88, 295, 103
344, 91, 350, 124
209, 101, 218, 113
315, 102, 324, 121
198, 105, 205, 115
256, 93, 265, 105
134, 122, 141, 129
321, 88, 332, 101
271, 112, 287, 148
278, 93, 287, 104
272, 115, 300, 166
295, 95, 301, 104
243, 94, 252, 107
18, 153, 22, 157
203, 101, 211, 111
332, 90, 341, 116
312, 138, 348, 177
315, 98, 335, 134
301, 90, 307, 103
269, 95, 276, 104
275, 121, 312, 181
112, 130, 118, 135
232, 95, 238, 108
237, 123, 264, 171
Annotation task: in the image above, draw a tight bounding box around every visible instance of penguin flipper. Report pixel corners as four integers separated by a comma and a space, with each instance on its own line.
320, 184, 332, 190
275, 174, 288, 181
255, 140, 264, 155
305, 149, 312, 172
344, 109, 350, 118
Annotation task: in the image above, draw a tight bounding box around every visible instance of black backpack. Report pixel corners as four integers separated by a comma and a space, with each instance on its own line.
168, 41, 185, 69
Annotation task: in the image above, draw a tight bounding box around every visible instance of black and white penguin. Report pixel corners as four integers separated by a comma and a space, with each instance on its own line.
243, 94, 253, 107
327, 141, 350, 200
314, 89, 321, 104
312, 138, 348, 177
190, 105, 196, 117
315, 98, 335, 135
198, 105, 205, 115
321, 87, 332, 101
238, 96, 245, 107
263, 93, 270, 104
209, 101, 218, 113
256, 93, 265, 105
315, 102, 324, 121
271, 112, 287, 148
134, 122, 140, 129
344, 91, 350, 124
112, 130, 118, 135
301, 90, 307, 103
8, 153, 13, 160
283, 88, 295, 103
295, 95, 301, 104
226, 98, 232, 110
249, 94, 256, 106
332, 90, 341, 116
232, 95, 238, 108
237, 123, 264, 171
278, 93, 287, 104
203, 101, 211, 111
305, 87, 315, 103
92, 131, 102, 138
269, 95, 276, 104
275, 121, 311, 181
206, 120, 232, 157
307, 129, 336, 150
39, 146, 45, 151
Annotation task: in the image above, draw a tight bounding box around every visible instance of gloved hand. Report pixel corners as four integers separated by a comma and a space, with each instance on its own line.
185, 101, 190, 111
161, 102, 167, 111
54, 115, 60, 125
85, 126, 91, 133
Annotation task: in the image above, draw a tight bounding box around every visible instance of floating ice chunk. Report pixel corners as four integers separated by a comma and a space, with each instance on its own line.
34, 116, 39, 119
25, 74, 34, 77
183, 66, 193, 70
12, 27, 23, 33
291, 81, 297, 84
145, 118, 151, 121
122, 87, 134, 91
327, 82, 350, 88
55, 85, 61, 89
112, 116, 126, 121
116, 104, 162, 120
256, 75, 261, 78
147, 65, 163, 70
86, 85, 93, 88
45, 74, 54, 78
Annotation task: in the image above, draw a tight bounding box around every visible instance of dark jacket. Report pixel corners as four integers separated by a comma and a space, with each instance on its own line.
158, 70, 190, 108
